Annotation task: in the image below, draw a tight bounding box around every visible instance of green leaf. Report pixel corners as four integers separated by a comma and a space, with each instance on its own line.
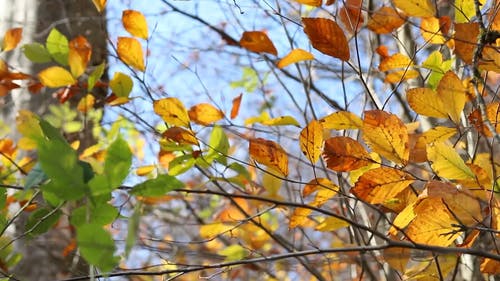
22, 43, 52, 63
70, 203, 118, 227
110, 72, 133, 97
45, 28, 69, 66
218, 244, 248, 262
62, 121, 83, 134
24, 163, 48, 189
25, 208, 62, 237
77, 224, 118, 272
168, 154, 195, 175
125, 202, 141, 257
130, 174, 184, 196
88, 63, 106, 92
0, 190, 5, 210
206, 125, 229, 164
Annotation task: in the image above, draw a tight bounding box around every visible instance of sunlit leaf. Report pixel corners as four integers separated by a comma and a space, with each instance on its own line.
239, 31, 277, 56
469, 102, 500, 137
218, 244, 248, 262
68, 35, 91, 78
277, 48, 314, 68
110, 72, 133, 98
92, 0, 107, 12
261, 115, 300, 126
455, 0, 485, 23
294, 0, 322, 6
407, 88, 448, 118
289, 207, 313, 228
315, 217, 350, 231
384, 247, 411, 272
46, 28, 69, 66
420, 126, 457, 144
162, 126, 199, 145
323, 136, 371, 171
481, 258, 500, 274
262, 167, 283, 198
2, 28, 22, 52
230, 93, 242, 119
420, 17, 446, 44
367, 7, 406, 34
379, 53, 419, 83
436, 71, 467, 124
427, 142, 474, 180
249, 138, 288, 176
22, 43, 52, 63
339, 0, 364, 33
38, 66, 76, 88
136, 165, 155, 176
393, 0, 436, 18
299, 120, 323, 163
404, 254, 456, 280
351, 167, 414, 205
122, 10, 148, 39
206, 125, 229, 164
117, 37, 145, 71
303, 178, 339, 197
153, 97, 190, 127
362, 110, 409, 165
454, 22, 479, 64
77, 224, 118, 272
188, 103, 224, 125
130, 174, 184, 196
77, 94, 95, 113
319, 111, 363, 129
302, 17, 350, 61
87, 62, 105, 92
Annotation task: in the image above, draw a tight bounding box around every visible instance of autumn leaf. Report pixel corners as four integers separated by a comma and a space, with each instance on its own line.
319, 111, 363, 129
109, 72, 133, 98
339, 0, 364, 33
362, 110, 409, 165
38, 66, 76, 88
230, 94, 242, 119
426, 142, 474, 180
239, 31, 277, 56
437, 71, 467, 124
367, 7, 406, 34
351, 167, 414, 205
322, 136, 371, 172
299, 120, 323, 163
420, 126, 457, 144
379, 53, 419, 83
468, 102, 500, 137
302, 18, 350, 61
454, 22, 479, 64
2, 28, 22, 52
188, 103, 224, 125
277, 49, 314, 68
122, 10, 148, 39
289, 207, 313, 228
407, 88, 448, 118
294, 0, 322, 6
117, 37, 145, 71
303, 178, 339, 197
420, 17, 446, 44
393, 0, 436, 18
76, 94, 95, 113
261, 116, 300, 127
162, 126, 199, 145
135, 165, 155, 176
315, 217, 350, 232
249, 138, 288, 176
92, 0, 106, 12
153, 97, 190, 127
68, 36, 92, 78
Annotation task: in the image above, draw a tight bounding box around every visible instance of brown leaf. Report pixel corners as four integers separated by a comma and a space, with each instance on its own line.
469, 102, 500, 137
339, 0, 364, 33
322, 136, 371, 171
367, 7, 406, 34
68, 35, 92, 78
162, 126, 199, 145
239, 31, 277, 56
302, 18, 350, 61
454, 22, 479, 64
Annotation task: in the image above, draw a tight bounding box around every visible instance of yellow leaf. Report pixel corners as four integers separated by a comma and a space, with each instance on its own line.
92, 0, 106, 12
77, 94, 95, 113
393, 0, 436, 18
289, 207, 313, 228
362, 110, 409, 164
162, 126, 198, 145
16, 110, 43, 143
199, 222, 235, 239
349, 152, 381, 184
315, 217, 350, 231
153, 97, 190, 127
379, 53, 414, 71
299, 120, 323, 163
351, 167, 415, 205
188, 103, 224, 125
277, 48, 314, 68
367, 7, 406, 34
420, 126, 457, 144
2, 28, 22, 51
383, 247, 411, 272
262, 167, 283, 198
404, 254, 456, 280
249, 138, 288, 176
455, 0, 486, 23
218, 244, 248, 262
261, 115, 300, 126
117, 37, 145, 71
302, 18, 350, 61
389, 201, 417, 236
239, 31, 277, 56
319, 111, 363, 129
322, 136, 371, 172
294, 0, 322, 6
427, 142, 474, 180
407, 88, 448, 118
420, 17, 446, 44
136, 165, 155, 176
38, 66, 76, 88
122, 10, 148, 39
437, 71, 467, 124
68, 36, 91, 78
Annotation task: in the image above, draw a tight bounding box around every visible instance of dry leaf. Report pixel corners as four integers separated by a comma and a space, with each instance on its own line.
122, 10, 148, 39
68, 35, 92, 78
367, 7, 405, 34
230, 94, 242, 119
339, 0, 364, 33
393, 0, 436, 18
468, 102, 500, 137
162, 126, 199, 145
249, 138, 288, 176
239, 31, 277, 56
322, 136, 371, 171
302, 17, 350, 61
188, 103, 224, 125
299, 120, 323, 163
454, 22, 479, 64
117, 37, 145, 71
2, 28, 22, 51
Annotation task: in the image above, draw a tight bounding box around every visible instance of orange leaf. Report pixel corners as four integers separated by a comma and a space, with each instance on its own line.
303, 178, 339, 197
362, 110, 409, 165
277, 49, 314, 68
92, 0, 107, 12
294, 0, 322, 6
454, 22, 479, 64
351, 167, 414, 205
407, 88, 448, 118
38, 66, 76, 88
230, 93, 242, 119
117, 37, 145, 71
68, 35, 92, 78
393, 0, 436, 18
480, 258, 500, 274
379, 53, 419, 83
162, 126, 199, 145
62, 239, 77, 257
302, 18, 350, 61
339, 0, 364, 33
319, 111, 363, 129
2, 28, 22, 51
289, 207, 313, 228
420, 17, 446, 44
188, 103, 224, 125
249, 138, 288, 176
367, 7, 406, 34
469, 102, 500, 137
299, 120, 323, 163
153, 97, 190, 127
122, 10, 148, 39
437, 71, 467, 124
239, 31, 277, 56
322, 136, 371, 172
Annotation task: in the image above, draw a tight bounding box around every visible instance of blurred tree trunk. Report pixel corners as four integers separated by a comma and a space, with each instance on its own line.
0, 0, 107, 280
